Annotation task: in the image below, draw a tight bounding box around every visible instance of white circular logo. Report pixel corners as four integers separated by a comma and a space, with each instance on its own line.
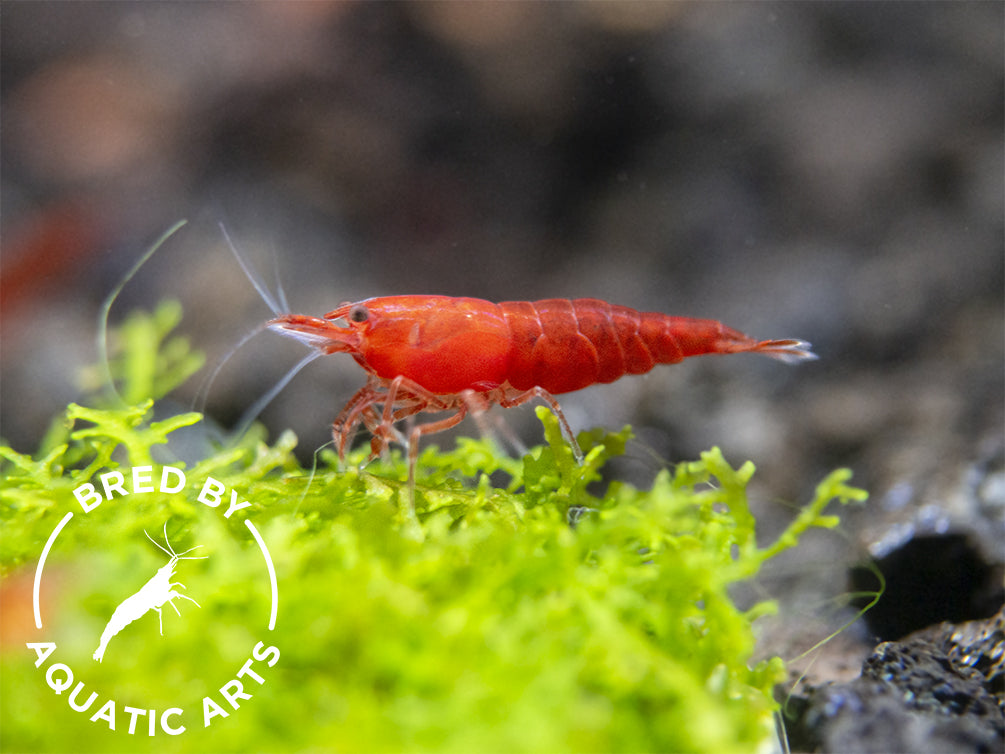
28, 466, 280, 738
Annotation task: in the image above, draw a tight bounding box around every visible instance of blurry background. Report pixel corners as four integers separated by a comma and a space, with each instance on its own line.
2, 1, 1002, 666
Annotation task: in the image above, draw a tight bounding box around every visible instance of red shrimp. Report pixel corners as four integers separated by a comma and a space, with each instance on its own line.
267, 296, 815, 490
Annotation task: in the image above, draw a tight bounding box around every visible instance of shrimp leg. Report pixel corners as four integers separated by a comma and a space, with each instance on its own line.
495, 387, 583, 463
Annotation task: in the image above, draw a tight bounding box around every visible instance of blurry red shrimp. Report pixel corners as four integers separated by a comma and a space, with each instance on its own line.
267, 295, 815, 491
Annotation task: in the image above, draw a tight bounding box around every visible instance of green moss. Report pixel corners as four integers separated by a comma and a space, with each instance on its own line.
0, 304, 867, 753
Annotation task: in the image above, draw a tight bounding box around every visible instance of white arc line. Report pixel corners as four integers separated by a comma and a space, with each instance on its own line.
33, 512, 74, 629
245, 520, 278, 631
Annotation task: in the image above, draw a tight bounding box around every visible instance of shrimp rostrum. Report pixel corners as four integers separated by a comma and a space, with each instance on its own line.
267, 296, 815, 488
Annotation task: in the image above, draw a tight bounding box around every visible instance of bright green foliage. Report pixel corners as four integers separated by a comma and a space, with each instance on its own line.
0, 306, 866, 753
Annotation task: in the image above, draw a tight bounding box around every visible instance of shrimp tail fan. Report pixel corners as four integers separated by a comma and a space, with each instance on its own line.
754, 339, 818, 363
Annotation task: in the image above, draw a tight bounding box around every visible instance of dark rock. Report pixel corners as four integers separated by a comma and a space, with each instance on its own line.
849, 532, 1003, 641
784, 607, 1004, 753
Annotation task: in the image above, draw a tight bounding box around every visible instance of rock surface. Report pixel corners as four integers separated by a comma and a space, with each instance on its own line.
786, 607, 1004, 753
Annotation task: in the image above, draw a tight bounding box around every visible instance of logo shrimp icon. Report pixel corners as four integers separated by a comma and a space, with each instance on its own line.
93, 524, 207, 663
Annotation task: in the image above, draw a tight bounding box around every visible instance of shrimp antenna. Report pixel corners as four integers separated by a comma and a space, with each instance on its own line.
191, 319, 272, 415
98, 219, 188, 406
144, 527, 174, 558
229, 349, 323, 442
270, 241, 291, 314
203, 223, 311, 444
194, 222, 298, 424
218, 222, 287, 317
292, 439, 333, 517
144, 523, 207, 560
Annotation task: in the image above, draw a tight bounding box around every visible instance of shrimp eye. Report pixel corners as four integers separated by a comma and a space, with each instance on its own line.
349, 305, 369, 324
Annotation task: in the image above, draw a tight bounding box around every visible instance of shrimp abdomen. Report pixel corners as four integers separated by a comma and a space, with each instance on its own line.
500, 298, 814, 395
